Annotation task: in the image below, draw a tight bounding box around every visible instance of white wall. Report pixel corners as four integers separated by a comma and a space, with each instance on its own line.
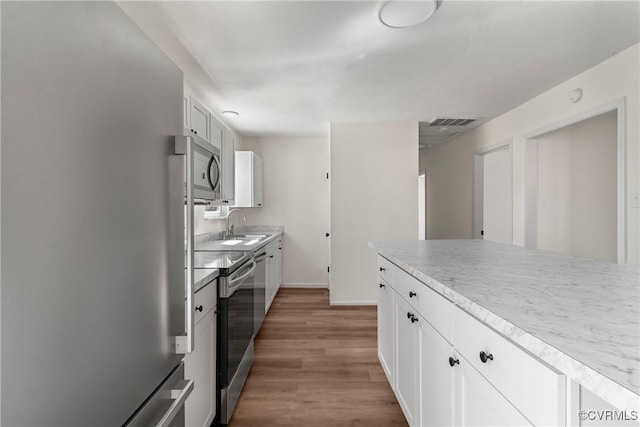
423, 43, 639, 263
235, 136, 329, 287
537, 111, 617, 262
330, 123, 418, 304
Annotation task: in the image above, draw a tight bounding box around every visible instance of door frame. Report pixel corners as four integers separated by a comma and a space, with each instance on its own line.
521, 97, 626, 263
472, 139, 514, 241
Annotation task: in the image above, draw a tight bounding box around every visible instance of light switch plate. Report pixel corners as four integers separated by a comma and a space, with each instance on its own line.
631, 189, 640, 209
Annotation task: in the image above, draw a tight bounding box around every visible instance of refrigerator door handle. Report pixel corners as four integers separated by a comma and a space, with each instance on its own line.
155, 379, 194, 427
174, 136, 195, 354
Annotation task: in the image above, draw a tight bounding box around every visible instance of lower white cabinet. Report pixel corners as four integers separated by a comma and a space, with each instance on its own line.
395, 295, 420, 426
184, 285, 217, 427
455, 354, 532, 426
376, 255, 566, 427
377, 278, 394, 384
419, 315, 455, 427
265, 236, 284, 313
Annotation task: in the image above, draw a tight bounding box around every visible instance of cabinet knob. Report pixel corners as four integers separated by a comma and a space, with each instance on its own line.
479, 351, 494, 363
409, 291, 416, 298
258, 203, 262, 206
195, 305, 203, 312
448, 357, 460, 367
379, 267, 386, 272
410, 314, 419, 323
407, 311, 412, 319
325, 233, 330, 237
269, 255, 274, 258
379, 283, 385, 288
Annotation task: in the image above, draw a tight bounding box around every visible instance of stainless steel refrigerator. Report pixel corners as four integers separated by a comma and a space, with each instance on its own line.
1, 2, 192, 425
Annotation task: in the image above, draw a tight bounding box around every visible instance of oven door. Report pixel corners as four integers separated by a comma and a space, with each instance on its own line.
219, 261, 256, 387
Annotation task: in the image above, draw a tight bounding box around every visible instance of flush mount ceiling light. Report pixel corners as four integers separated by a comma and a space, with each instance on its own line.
379, 0, 439, 29
221, 110, 239, 117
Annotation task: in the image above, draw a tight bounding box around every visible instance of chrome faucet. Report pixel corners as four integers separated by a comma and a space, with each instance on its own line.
225, 208, 246, 239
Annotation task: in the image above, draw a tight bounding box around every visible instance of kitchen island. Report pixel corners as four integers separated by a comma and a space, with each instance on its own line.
369, 239, 639, 426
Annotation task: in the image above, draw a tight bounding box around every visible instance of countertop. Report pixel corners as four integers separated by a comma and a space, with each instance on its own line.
195, 225, 284, 252
194, 268, 219, 292
368, 239, 640, 413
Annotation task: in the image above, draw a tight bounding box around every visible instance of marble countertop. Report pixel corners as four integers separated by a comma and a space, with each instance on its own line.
195, 225, 284, 252
369, 239, 640, 413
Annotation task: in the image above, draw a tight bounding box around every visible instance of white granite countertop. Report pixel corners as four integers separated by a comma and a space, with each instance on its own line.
369, 239, 640, 413
195, 225, 284, 252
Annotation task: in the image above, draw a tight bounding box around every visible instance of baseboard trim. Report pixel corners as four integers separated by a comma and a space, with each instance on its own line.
329, 299, 377, 306
280, 283, 328, 289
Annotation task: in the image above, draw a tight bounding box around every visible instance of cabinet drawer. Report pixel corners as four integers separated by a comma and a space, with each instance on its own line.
194, 281, 217, 325
454, 308, 565, 426
394, 267, 453, 343
377, 255, 394, 286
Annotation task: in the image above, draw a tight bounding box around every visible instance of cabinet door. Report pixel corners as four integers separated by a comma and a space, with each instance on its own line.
377, 280, 394, 385
210, 116, 223, 149
184, 307, 217, 427
190, 98, 211, 142
275, 245, 283, 290
395, 295, 420, 426
253, 154, 264, 207
220, 129, 235, 204
455, 354, 532, 427
419, 315, 454, 427
265, 255, 275, 313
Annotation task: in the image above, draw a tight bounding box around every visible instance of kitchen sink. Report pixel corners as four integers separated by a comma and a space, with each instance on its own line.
231, 234, 268, 239
219, 234, 269, 246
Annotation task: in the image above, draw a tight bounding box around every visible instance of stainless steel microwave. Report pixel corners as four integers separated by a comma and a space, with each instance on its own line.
175, 133, 221, 202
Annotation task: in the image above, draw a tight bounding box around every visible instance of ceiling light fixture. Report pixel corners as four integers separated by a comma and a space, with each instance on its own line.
222, 110, 239, 117
379, 0, 439, 29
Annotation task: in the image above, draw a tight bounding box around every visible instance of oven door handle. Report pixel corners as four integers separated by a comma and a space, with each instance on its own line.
227, 260, 257, 293
254, 252, 268, 263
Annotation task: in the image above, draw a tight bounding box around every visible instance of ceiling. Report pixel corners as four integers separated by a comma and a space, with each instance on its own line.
118, 1, 640, 139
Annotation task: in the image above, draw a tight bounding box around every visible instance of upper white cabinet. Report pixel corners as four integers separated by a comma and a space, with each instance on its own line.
220, 128, 235, 205
209, 116, 223, 149
234, 151, 263, 208
190, 97, 211, 142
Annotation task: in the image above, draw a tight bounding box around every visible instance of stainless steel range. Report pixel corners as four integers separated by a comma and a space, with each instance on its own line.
194, 251, 255, 426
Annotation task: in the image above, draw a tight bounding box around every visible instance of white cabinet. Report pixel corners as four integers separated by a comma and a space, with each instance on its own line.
377, 278, 394, 384
184, 282, 217, 427
220, 129, 235, 205
419, 315, 455, 427
264, 236, 283, 313
234, 151, 263, 208
375, 255, 566, 427
190, 97, 211, 142
395, 295, 420, 427
455, 354, 532, 426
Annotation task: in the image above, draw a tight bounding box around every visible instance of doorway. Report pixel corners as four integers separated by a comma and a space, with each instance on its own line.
473, 140, 514, 244
524, 105, 622, 263
418, 171, 426, 240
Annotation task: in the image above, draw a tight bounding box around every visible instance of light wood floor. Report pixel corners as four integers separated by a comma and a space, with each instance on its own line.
228, 288, 407, 427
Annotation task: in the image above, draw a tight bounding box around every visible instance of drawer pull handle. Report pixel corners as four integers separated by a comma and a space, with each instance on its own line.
479, 351, 494, 363
379, 267, 386, 272
379, 283, 385, 288
448, 357, 459, 367
409, 291, 416, 298
195, 305, 203, 312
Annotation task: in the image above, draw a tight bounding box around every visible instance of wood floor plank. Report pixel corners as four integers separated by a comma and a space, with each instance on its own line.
228, 288, 407, 427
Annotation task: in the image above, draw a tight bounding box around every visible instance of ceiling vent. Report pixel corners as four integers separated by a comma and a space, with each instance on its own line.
428, 117, 476, 127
